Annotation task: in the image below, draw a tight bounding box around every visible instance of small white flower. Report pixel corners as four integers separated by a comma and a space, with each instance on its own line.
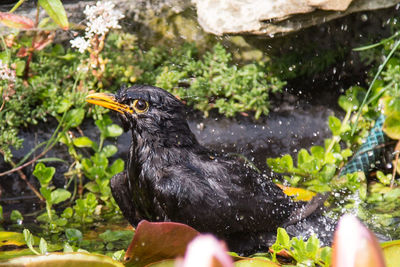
84, 1, 124, 36
70, 1, 124, 52
77, 64, 89, 72
70, 36, 90, 53
0, 60, 16, 82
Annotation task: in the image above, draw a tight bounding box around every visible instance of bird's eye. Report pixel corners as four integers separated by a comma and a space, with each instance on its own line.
132, 99, 149, 113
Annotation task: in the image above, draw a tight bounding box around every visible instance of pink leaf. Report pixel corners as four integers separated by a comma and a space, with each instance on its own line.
0, 12, 34, 29
124, 220, 199, 267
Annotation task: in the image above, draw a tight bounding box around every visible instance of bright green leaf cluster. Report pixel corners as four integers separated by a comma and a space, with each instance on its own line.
271, 228, 331, 266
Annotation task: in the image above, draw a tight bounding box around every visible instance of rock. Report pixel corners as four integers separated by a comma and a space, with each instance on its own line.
192, 0, 400, 36
1, 0, 399, 38
308, 0, 353, 11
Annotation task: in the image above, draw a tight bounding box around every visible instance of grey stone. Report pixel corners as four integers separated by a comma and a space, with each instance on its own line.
192, 0, 400, 36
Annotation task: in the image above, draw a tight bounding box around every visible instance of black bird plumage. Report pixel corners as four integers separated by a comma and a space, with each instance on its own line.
86, 85, 328, 252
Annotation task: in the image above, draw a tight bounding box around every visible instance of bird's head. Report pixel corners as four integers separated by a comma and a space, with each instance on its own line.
86, 85, 198, 148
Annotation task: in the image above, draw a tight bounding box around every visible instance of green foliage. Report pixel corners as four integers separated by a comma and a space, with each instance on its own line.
65, 228, 83, 246
23, 229, 42, 255
10, 210, 23, 223
33, 162, 55, 187
37, 0, 69, 29
34, 162, 71, 224
267, 120, 354, 193
270, 228, 331, 266
137, 43, 285, 119
99, 230, 134, 251
381, 96, 400, 139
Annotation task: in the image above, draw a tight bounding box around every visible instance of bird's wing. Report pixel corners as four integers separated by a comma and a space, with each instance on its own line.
110, 171, 141, 225
152, 152, 297, 235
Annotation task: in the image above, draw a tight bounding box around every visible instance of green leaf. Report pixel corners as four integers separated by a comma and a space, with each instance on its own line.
281, 155, 293, 171
50, 189, 71, 204
297, 149, 312, 167
57, 99, 72, 113
63, 243, 74, 253
382, 240, 400, 267
266, 155, 293, 173
95, 115, 113, 135
23, 229, 33, 246
51, 43, 65, 55
39, 238, 47, 255
0, 205, 3, 221
376, 171, 391, 185
234, 258, 280, 266
1, 252, 125, 266
40, 187, 52, 202
0, 231, 33, 249
276, 228, 290, 248
72, 137, 94, 148
84, 181, 100, 193
319, 247, 332, 266
99, 230, 134, 243
310, 146, 324, 159
383, 113, 400, 140
382, 96, 400, 116
320, 164, 336, 182
112, 250, 125, 262
341, 148, 353, 159
14, 60, 25, 76
106, 124, 123, 137
337, 86, 364, 112
10, 210, 23, 223
305, 235, 319, 258
38, 0, 69, 30
65, 228, 83, 244
54, 218, 68, 227
23, 229, 39, 255
328, 116, 341, 136
65, 108, 85, 128
384, 188, 400, 202
61, 207, 73, 219
109, 159, 124, 176
102, 145, 118, 158
33, 163, 55, 186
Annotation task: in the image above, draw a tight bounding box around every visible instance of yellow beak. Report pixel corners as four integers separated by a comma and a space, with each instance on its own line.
86, 92, 132, 114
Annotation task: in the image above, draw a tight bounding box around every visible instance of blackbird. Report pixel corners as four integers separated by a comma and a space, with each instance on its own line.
86, 85, 328, 252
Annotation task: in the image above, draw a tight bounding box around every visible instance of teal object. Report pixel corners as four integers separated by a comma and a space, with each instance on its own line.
340, 115, 387, 176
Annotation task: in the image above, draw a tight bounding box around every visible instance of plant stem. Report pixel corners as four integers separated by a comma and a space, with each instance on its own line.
23, 3, 40, 80
326, 109, 351, 156
390, 140, 400, 188
46, 201, 52, 221
351, 38, 400, 135
0, 112, 68, 177
0, 149, 44, 201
